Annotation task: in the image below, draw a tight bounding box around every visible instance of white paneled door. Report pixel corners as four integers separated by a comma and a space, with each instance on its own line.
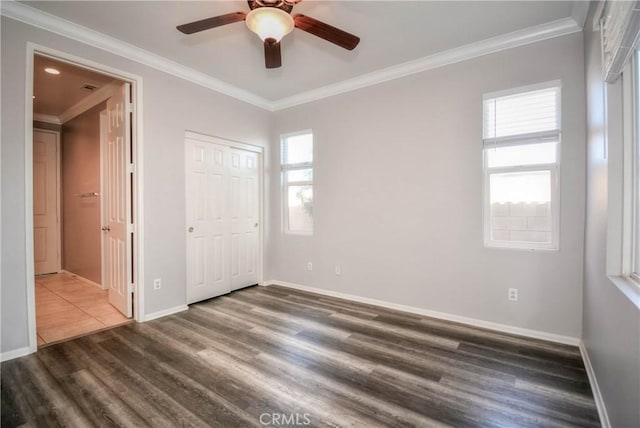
229, 148, 260, 291
33, 129, 60, 275
106, 83, 132, 317
186, 137, 261, 304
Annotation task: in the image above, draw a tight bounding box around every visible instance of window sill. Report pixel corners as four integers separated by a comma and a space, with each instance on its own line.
607, 275, 640, 310
284, 231, 313, 237
484, 242, 559, 252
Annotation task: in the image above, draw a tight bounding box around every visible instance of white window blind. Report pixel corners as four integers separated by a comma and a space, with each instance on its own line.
483, 85, 561, 145
598, 0, 640, 82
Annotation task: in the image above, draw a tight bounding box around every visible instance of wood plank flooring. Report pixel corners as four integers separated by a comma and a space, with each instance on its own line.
1, 285, 600, 427
35, 273, 131, 345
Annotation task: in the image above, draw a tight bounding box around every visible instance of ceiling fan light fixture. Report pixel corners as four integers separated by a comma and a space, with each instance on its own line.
245, 7, 294, 42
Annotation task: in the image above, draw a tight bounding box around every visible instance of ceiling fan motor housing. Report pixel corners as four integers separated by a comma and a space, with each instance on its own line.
249, 0, 295, 13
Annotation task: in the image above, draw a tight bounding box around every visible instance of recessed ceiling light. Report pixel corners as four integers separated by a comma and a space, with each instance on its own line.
44, 67, 60, 75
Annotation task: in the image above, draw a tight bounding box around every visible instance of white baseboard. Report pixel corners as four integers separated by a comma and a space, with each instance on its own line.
579, 341, 611, 428
262, 280, 580, 346
60, 270, 106, 290
142, 304, 189, 322
0, 346, 32, 362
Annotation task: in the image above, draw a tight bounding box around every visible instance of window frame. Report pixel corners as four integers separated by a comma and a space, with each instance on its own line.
633, 51, 640, 283
482, 81, 562, 251
281, 130, 314, 235
621, 51, 640, 284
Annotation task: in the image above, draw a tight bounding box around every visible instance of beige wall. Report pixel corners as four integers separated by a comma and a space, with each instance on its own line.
61, 102, 105, 284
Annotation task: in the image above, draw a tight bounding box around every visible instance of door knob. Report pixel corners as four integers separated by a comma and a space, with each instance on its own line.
101, 226, 110, 232
254, 223, 259, 228
188, 227, 194, 233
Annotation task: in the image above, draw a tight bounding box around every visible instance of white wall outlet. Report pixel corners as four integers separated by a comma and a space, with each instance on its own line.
508, 288, 518, 301
307, 262, 313, 271
335, 265, 341, 275
153, 278, 162, 290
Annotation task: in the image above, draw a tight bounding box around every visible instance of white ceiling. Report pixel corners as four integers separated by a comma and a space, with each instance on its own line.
23, 1, 577, 101
33, 54, 116, 116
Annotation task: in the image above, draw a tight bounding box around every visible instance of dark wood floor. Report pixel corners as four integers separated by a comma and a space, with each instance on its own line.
1, 285, 600, 427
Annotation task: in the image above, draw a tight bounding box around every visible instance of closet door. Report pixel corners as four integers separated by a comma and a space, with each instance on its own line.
230, 148, 260, 290
186, 138, 231, 304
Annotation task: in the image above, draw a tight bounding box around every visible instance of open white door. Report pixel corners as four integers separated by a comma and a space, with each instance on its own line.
105, 83, 132, 317
33, 129, 60, 275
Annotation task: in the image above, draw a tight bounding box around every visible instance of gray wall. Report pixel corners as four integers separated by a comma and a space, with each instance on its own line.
269, 33, 586, 338
1, 17, 271, 354
582, 5, 640, 426
61, 102, 105, 284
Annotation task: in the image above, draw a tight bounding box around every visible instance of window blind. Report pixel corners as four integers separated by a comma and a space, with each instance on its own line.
599, 0, 640, 83
282, 133, 313, 166
483, 86, 560, 146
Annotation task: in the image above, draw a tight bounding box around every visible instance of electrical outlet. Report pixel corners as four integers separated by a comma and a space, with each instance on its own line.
508, 288, 518, 301
307, 262, 313, 271
153, 278, 162, 290
335, 265, 341, 276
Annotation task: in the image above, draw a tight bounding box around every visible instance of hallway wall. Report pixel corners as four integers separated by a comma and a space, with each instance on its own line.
61, 102, 105, 284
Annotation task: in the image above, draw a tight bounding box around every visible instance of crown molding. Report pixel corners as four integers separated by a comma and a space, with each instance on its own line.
2, 0, 582, 113
58, 80, 120, 123
571, 1, 591, 31
33, 113, 61, 124
0, 0, 273, 110
271, 17, 581, 111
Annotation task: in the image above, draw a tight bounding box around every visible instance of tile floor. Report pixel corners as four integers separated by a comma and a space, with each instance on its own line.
36, 272, 131, 345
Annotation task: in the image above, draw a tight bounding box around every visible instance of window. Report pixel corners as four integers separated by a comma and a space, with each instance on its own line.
483, 82, 561, 250
606, 47, 640, 303
281, 131, 313, 234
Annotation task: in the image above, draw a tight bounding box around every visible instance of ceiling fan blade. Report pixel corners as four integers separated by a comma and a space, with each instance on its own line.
293, 14, 360, 50
264, 38, 282, 69
177, 12, 247, 34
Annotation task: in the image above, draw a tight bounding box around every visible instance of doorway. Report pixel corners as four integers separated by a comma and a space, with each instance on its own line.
30, 52, 139, 346
185, 132, 263, 304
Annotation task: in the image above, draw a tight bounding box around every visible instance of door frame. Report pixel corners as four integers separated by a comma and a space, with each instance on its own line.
25, 43, 145, 353
32, 128, 62, 274
99, 110, 109, 290
184, 130, 265, 297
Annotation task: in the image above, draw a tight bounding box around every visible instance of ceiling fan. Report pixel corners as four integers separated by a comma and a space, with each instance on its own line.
176, 0, 360, 69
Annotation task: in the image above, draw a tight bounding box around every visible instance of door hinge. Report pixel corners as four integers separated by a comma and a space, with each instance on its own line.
127, 163, 134, 173
126, 102, 134, 114
128, 283, 134, 293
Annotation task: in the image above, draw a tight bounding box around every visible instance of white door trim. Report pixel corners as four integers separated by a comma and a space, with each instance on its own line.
32, 128, 62, 274
185, 130, 263, 154
25, 43, 145, 354
184, 131, 265, 296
